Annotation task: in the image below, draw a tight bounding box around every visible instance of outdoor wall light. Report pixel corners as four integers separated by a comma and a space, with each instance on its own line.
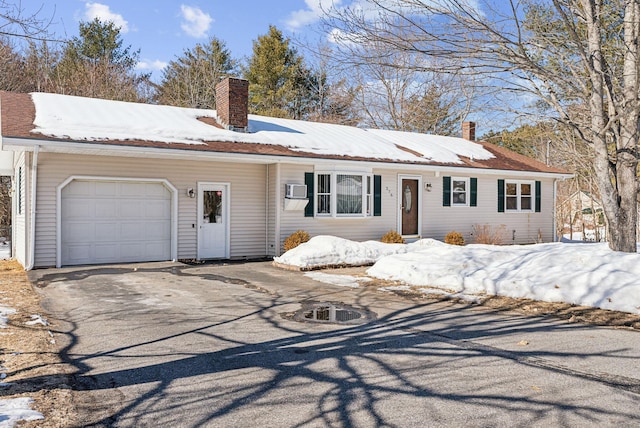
187, 188, 195, 198
425, 182, 432, 192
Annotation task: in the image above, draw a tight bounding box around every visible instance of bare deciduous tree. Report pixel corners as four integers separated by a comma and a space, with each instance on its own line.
0, 0, 53, 41
317, 11, 484, 135
322, 0, 640, 252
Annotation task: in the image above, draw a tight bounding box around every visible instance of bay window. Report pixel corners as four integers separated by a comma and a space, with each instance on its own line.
310, 172, 373, 217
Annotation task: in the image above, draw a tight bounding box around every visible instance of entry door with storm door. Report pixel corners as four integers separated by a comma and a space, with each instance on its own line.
198, 183, 230, 259
400, 177, 420, 236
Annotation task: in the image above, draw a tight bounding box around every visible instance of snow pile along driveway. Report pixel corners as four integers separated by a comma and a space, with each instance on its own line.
275, 236, 640, 314
273, 235, 445, 269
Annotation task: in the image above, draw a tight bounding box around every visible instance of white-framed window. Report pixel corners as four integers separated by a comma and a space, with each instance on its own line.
505, 180, 534, 211
315, 172, 373, 217
451, 177, 469, 206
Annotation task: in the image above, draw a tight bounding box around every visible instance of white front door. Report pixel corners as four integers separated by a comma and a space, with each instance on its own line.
197, 183, 230, 259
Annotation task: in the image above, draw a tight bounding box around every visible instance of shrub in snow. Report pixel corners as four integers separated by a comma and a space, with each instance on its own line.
444, 231, 465, 246
472, 224, 506, 245
283, 230, 311, 251
380, 230, 405, 244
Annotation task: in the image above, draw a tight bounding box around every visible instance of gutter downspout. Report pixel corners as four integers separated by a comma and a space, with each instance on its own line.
26, 145, 39, 270
265, 164, 269, 256
274, 163, 281, 256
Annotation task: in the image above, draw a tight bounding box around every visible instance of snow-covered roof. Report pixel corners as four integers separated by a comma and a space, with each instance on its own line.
0, 91, 569, 174
29, 92, 491, 164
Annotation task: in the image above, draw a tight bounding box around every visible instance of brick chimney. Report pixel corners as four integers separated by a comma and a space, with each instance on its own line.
215, 77, 249, 132
462, 121, 476, 141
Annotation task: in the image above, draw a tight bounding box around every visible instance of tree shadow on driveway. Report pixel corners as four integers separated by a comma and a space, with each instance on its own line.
21, 263, 640, 427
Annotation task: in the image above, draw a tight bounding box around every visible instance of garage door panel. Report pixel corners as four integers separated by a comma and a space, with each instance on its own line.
65, 244, 93, 265
95, 181, 117, 196
119, 200, 145, 218
64, 200, 94, 219
144, 242, 170, 259
145, 200, 171, 219
66, 180, 93, 197
94, 201, 117, 219
120, 183, 147, 197
116, 243, 143, 259
62, 180, 172, 266
120, 222, 146, 240
94, 242, 119, 256
63, 222, 93, 242
144, 221, 170, 240
94, 222, 118, 241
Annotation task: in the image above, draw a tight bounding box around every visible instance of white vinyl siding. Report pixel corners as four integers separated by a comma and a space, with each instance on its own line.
427, 174, 554, 244
279, 165, 555, 251
27, 152, 558, 266
279, 164, 398, 251
33, 153, 267, 267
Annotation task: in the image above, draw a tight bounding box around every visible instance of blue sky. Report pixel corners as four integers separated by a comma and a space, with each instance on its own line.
20, 0, 330, 79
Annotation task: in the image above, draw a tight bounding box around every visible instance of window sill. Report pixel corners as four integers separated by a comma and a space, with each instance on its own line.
314, 215, 373, 219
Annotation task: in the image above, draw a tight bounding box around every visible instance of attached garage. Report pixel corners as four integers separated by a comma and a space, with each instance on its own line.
59, 178, 175, 266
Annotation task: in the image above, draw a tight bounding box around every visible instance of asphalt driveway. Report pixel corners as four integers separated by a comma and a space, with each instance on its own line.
30, 261, 640, 427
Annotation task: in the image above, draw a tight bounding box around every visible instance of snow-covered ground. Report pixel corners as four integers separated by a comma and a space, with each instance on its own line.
276, 236, 640, 314
0, 242, 10, 260
0, 398, 44, 427
0, 268, 46, 427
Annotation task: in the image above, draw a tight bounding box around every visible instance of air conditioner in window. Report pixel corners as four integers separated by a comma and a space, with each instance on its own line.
285, 184, 307, 199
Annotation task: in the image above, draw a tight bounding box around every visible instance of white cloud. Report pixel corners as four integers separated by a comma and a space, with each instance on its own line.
136, 60, 168, 71
180, 5, 213, 38
286, 0, 341, 30
83, 2, 129, 33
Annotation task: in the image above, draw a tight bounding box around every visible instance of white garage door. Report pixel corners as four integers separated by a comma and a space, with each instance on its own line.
61, 180, 172, 266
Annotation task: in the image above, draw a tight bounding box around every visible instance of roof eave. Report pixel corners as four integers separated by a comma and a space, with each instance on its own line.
0, 136, 574, 179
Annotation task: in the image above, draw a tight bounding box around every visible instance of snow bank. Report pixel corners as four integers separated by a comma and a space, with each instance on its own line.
274, 235, 445, 269
276, 235, 640, 314
368, 242, 640, 314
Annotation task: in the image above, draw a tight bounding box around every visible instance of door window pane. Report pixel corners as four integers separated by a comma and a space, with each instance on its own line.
203, 190, 223, 223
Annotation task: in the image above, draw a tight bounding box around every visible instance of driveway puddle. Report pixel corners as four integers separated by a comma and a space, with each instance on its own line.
291, 302, 376, 325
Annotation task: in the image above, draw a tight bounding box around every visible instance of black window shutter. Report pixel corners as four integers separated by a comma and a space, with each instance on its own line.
535, 180, 541, 212
374, 175, 382, 216
497, 179, 505, 212
470, 177, 478, 207
304, 172, 314, 217
443, 176, 451, 207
